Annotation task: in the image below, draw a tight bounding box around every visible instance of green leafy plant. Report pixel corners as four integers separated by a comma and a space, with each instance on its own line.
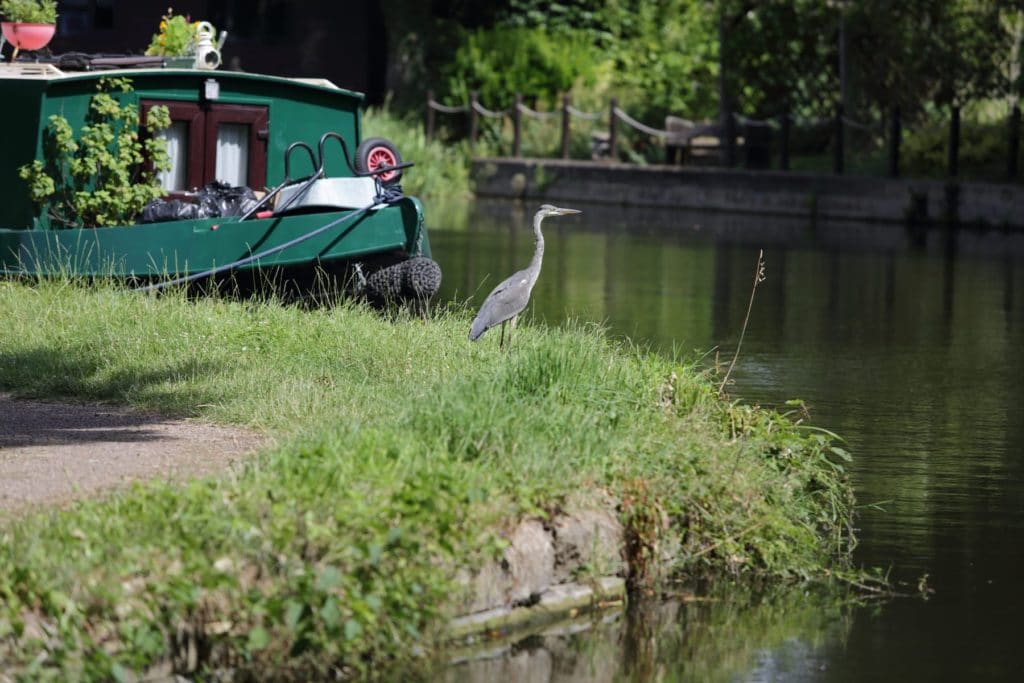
19, 77, 171, 228
0, 0, 57, 23
441, 26, 598, 112
144, 7, 199, 57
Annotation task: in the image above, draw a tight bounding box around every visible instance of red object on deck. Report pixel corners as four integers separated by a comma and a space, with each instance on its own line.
1, 23, 56, 51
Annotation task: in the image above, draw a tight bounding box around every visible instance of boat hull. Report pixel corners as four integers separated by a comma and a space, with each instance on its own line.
0, 197, 428, 279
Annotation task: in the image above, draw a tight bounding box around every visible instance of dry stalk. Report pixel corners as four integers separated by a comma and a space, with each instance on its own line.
718, 249, 766, 397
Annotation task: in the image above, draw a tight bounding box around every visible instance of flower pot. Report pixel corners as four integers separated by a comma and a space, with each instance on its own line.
1, 22, 56, 52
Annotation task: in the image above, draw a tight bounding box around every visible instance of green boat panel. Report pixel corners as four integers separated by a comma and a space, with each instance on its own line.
0, 198, 427, 278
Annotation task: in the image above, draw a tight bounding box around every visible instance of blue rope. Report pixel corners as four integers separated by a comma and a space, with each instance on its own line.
136, 187, 403, 293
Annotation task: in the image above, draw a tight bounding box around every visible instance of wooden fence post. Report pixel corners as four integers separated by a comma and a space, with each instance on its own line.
1008, 104, 1020, 179
724, 111, 736, 167
609, 97, 618, 161
833, 103, 844, 174
948, 105, 960, 177
425, 89, 435, 141
779, 103, 790, 171
512, 92, 522, 158
888, 106, 901, 178
561, 93, 571, 159
469, 91, 479, 151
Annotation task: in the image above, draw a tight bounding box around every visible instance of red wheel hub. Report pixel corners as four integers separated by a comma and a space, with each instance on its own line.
367, 146, 398, 181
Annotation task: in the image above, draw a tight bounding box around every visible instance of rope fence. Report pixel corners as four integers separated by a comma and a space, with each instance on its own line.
424, 90, 1024, 179
518, 103, 561, 120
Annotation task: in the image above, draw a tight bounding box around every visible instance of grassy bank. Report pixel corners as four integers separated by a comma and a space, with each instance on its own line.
0, 280, 855, 679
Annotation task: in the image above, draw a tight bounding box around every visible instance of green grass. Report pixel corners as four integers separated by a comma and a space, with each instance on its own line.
0, 279, 856, 679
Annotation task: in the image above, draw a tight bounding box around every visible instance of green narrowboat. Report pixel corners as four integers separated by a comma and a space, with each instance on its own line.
0, 61, 440, 299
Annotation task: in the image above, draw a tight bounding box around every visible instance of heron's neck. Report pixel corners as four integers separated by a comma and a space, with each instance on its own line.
528, 214, 545, 281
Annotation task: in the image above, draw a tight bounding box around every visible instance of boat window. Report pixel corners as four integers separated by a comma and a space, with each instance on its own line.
157, 121, 190, 191
215, 124, 250, 187
140, 100, 267, 192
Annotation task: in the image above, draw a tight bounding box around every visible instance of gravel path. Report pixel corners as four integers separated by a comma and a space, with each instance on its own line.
0, 393, 266, 512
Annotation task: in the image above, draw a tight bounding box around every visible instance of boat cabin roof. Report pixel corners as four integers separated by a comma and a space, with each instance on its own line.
0, 61, 360, 98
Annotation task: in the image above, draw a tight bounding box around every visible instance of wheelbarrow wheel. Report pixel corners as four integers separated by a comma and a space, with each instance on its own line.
355, 137, 403, 185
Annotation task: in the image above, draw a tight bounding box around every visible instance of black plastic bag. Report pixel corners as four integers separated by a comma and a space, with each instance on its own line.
139, 182, 260, 223
195, 181, 259, 218
140, 198, 200, 223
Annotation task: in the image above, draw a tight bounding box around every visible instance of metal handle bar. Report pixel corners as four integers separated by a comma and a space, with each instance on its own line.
355, 161, 415, 177
284, 141, 319, 180
317, 131, 357, 177
239, 141, 323, 221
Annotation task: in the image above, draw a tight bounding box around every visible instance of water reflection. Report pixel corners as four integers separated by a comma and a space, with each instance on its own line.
441, 588, 851, 683
431, 200, 1024, 681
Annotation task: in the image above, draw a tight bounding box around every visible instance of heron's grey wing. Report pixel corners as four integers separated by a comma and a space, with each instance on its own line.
469, 269, 533, 341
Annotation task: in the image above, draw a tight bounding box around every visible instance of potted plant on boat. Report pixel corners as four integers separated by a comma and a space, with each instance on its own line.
0, 0, 57, 58
145, 8, 200, 68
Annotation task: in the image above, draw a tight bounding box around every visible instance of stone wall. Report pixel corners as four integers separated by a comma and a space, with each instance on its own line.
451, 507, 628, 639
472, 158, 1024, 229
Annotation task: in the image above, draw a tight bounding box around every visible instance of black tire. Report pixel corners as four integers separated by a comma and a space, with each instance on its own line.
365, 260, 406, 304
354, 137, 403, 185
402, 256, 442, 301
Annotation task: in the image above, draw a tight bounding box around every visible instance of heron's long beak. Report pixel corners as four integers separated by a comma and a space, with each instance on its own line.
553, 207, 581, 215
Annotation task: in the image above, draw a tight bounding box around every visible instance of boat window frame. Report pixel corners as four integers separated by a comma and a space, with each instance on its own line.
204, 104, 269, 190
140, 100, 268, 193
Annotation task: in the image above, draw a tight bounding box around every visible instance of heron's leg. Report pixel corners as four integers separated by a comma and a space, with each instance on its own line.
499, 320, 507, 349
508, 315, 518, 349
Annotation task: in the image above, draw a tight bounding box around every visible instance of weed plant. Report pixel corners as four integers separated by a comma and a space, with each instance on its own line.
0, 279, 856, 679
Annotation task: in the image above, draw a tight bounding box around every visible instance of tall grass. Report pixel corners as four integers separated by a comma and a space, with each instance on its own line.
0, 279, 856, 679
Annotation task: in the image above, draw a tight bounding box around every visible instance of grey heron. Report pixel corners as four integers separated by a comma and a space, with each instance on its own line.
469, 204, 581, 348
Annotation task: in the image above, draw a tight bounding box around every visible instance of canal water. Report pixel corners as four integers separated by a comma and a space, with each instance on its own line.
429, 200, 1024, 682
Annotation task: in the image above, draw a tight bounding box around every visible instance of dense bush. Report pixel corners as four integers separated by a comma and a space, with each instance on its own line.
439, 26, 598, 111
902, 114, 1018, 179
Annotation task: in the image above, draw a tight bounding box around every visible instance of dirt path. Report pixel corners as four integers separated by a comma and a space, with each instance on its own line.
0, 393, 266, 512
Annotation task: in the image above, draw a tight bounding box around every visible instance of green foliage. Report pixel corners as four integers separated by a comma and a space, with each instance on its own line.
18, 78, 171, 228
0, 0, 56, 24
594, 0, 719, 120
902, 114, 1016, 178
844, 0, 1008, 115
386, 0, 1021, 151
432, 1, 718, 123
144, 8, 199, 57
441, 25, 597, 111
0, 280, 857, 677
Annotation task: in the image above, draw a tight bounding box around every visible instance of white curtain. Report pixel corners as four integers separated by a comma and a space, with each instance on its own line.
157, 121, 188, 191
215, 124, 250, 187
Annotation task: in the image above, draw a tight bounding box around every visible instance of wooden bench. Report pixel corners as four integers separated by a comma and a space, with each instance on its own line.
664, 116, 726, 165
